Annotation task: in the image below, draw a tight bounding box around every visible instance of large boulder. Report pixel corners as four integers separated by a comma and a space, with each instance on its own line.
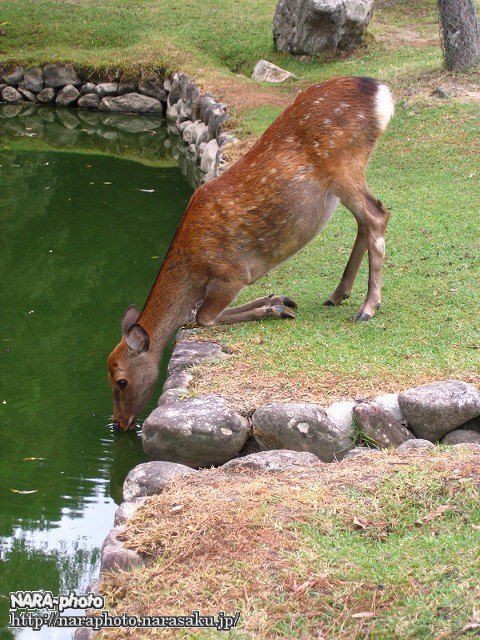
142, 395, 250, 467
1, 86, 21, 103
123, 460, 196, 501
442, 428, 480, 446
138, 76, 167, 101
353, 402, 413, 448
1, 66, 24, 86
167, 340, 227, 375
94, 82, 119, 98
43, 63, 80, 88
99, 92, 162, 114
252, 402, 354, 462
374, 392, 407, 425
398, 380, 480, 441
252, 60, 296, 83
273, 0, 374, 55
56, 84, 80, 106
221, 449, 321, 472
37, 87, 55, 103
100, 527, 147, 573
78, 93, 100, 109
114, 497, 148, 526
20, 67, 44, 93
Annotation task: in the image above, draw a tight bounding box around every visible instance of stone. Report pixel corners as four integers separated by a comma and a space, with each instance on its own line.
37, 87, 55, 103
78, 93, 100, 109
252, 60, 296, 83
95, 82, 119, 98
432, 86, 450, 99
182, 120, 203, 145
207, 107, 228, 139
20, 67, 43, 93
167, 340, 227, 375
176, 98, 192, 123
114, 497, 149, 526
273, 0, 374, 54
138, 76, 167, 101
166, 102, 179, 122
99, 93, 162, 114
118, 81, 137, 94
1, 66, 24, 86
1, 86, 21, 103
17, 87, 36, 102
398, 380, 480, 441
123, 460, 196, 501
374, 393, 407, 425
43, 63, 80, 88
325, 400, 355, 432
196, 94, 217, 124
221, 449, 321, 472
184, 82, 201, 109
200, 139, 220, 173
353, 402, 413, 448
100, 527, 147, 573
343, 447, 382, 459
80, 82, 96, 95
451, 443, 480, 451
56, 84, 80, 106
142, 395, 250, 468
442, 428, 480, 446
396, 439, 435, 453
252, 402, 354, 462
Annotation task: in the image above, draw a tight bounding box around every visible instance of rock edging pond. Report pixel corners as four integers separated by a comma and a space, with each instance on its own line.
0, 63, 237, 186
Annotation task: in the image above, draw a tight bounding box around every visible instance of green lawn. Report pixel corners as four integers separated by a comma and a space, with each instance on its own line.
2, 0, 479, 401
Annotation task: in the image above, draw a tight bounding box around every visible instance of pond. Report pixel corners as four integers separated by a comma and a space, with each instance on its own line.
0, 104, 194, 638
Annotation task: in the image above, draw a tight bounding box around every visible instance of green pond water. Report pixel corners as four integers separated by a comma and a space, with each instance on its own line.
0, 104, 193, 638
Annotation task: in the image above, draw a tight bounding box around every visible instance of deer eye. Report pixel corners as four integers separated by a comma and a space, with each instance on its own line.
117, 379, 128, 389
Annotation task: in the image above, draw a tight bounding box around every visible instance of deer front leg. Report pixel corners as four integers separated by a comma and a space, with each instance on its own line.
196, 283, 296, 327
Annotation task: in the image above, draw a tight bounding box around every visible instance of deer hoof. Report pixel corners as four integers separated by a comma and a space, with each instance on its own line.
354, 311, 373, 322
268, 295, 297, 309
280, 295, 297, 309
323, 298, 336, 307
268, 304, 296, 320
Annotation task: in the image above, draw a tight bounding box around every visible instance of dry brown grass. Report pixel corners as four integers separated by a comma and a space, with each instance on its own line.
185, 351, 480, 415
99, 448, 480, 639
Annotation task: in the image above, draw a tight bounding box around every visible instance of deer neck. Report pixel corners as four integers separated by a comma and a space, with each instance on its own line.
138, 257, 203, 361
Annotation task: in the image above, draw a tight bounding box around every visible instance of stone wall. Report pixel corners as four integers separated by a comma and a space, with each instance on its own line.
0, 64, 237, 186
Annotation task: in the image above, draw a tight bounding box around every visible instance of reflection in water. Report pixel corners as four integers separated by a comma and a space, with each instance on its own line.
0, 105, 193, 637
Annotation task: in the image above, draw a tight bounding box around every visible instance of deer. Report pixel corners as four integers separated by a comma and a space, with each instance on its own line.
108, 76, 395, 430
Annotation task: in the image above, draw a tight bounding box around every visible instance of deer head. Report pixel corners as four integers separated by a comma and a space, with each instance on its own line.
107, 305, 158, 431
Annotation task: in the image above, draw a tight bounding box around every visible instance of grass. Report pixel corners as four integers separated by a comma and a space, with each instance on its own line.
99, 447, 480, 639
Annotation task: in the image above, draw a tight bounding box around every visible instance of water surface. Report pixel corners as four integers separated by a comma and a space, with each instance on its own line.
0, 105, 193, 638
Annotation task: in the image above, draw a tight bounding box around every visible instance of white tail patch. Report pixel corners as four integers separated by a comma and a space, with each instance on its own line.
375, 84, 394, 131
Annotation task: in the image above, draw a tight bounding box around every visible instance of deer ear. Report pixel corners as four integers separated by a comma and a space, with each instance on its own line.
121, 305, 140, 335
125, 324, 150, 354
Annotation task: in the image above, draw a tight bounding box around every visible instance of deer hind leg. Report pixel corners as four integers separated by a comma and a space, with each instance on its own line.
324, 219, 367, 306
330, 186, 390, 322
196, 283, 296, 327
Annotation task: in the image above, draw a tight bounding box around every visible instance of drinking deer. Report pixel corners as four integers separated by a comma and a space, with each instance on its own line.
108, 76, 394, 430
